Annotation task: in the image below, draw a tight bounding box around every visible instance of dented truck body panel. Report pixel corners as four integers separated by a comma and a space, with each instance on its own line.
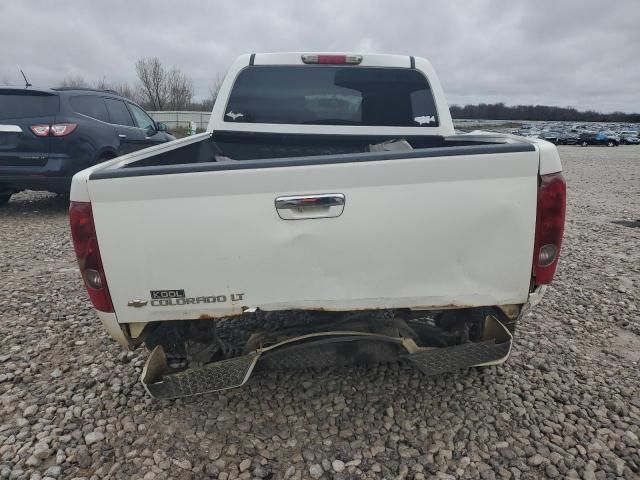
69, 53, 564, 398
88, 146, 539, 325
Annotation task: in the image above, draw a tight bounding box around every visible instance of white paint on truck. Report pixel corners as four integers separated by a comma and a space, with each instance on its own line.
69, 52, 563, 334
88, 148, 538, 324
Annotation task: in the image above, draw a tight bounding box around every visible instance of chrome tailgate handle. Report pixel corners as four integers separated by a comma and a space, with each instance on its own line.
275, 194, 345, 220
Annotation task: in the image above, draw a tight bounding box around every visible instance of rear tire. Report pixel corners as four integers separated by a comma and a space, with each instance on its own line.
607, 141, 615, 147
581, 141, 588, 147
0, 193, 12, 206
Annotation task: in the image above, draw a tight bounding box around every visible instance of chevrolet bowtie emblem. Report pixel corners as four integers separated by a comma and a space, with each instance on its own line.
127, 300, 148, 308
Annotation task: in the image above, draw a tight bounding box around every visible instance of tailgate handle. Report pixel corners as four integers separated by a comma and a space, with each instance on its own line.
275, 194, 345, 220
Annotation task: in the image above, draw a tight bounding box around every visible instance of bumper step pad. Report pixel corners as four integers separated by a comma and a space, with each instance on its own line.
405, 339, 511, 376
141, 346, 259, 400
141, 318, 512, 399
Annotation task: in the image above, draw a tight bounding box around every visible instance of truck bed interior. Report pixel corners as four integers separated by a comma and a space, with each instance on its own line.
123, 131, 522, 169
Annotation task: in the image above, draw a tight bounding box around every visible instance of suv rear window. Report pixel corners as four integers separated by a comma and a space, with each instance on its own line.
0, 91, 59, 120
225, 66, 439, 127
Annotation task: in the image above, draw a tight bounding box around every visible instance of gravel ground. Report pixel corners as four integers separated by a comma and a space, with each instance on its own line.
1, 146, 639, 480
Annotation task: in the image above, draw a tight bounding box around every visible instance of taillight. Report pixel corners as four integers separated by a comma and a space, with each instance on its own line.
51, 123, 77, 136
533, 172, 566, 285
69, 202, 114, 312
301, 54, 363, 65
30, 123, 77, 137
30, 125, 51, 137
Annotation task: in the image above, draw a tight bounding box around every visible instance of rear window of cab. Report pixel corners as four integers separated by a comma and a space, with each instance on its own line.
225, 66, 439, 127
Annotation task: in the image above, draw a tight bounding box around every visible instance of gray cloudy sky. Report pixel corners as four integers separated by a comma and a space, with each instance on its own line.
1, 0, 639, 112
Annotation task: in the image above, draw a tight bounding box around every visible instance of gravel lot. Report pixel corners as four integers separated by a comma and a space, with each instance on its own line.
1, 146, 639, 480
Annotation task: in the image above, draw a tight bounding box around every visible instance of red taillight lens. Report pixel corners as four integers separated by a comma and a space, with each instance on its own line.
533, 172, 566, 285
69, 201, 114, 312
30, 123, 77, 137
301, 54, 362, 65
30, 125, 51, 137
51, 123, 77, 136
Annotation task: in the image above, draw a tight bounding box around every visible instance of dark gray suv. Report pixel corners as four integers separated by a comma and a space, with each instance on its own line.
0, 87, 174, 204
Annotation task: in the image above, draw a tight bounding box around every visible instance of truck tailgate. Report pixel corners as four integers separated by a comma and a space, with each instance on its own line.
87, 145, 540, 324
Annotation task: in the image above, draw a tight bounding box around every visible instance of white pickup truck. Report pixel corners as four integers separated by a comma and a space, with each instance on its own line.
69, 53, 566, 399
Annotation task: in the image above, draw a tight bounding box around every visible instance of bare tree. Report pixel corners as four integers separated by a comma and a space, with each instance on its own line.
108, 82, 139, 102
93, 80, 140, 103
60, 75, 90, 88
60, 75, 140, 103
93, 77, 110, 90
166, 68, 193, 110
201, 74, 224, 111
135, 57, 168, 110
50, 58, 203, 111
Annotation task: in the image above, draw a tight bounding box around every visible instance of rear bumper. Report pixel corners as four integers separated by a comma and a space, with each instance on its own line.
97, 311, 134, 350
141, 316, 513, 400
117, 287, 548, 400
518, 285, 547, 320
0, 175, 72, 193
0, 155, 78, 192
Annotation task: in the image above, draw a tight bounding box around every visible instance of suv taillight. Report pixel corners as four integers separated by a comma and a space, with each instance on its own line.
30, 125, 51, 137
533, 172, 566, 285
69, 201, 114, 312
30, 123, 76, 137
50, 123, 77, 136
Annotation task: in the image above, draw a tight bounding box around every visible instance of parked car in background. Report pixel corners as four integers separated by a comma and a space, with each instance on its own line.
618, 130, 638, 138
538, 131, 579, 145
557, 131, 579, 145
0, 87, 174, 205
578, 131, 619, 147
538, 131, 562, 144
620, 134, 640, 145
514, 128, 540, 138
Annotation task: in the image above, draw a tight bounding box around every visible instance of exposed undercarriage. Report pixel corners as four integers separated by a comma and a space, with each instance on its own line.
136, 307, 517, 399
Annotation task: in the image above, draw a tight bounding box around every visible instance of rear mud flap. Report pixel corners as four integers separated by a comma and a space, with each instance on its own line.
141, 317, 512, 400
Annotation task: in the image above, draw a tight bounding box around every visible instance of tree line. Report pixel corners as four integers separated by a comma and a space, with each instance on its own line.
450, 102, 640, 123
53, 61, 640, 121
58, 57, 222, 112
